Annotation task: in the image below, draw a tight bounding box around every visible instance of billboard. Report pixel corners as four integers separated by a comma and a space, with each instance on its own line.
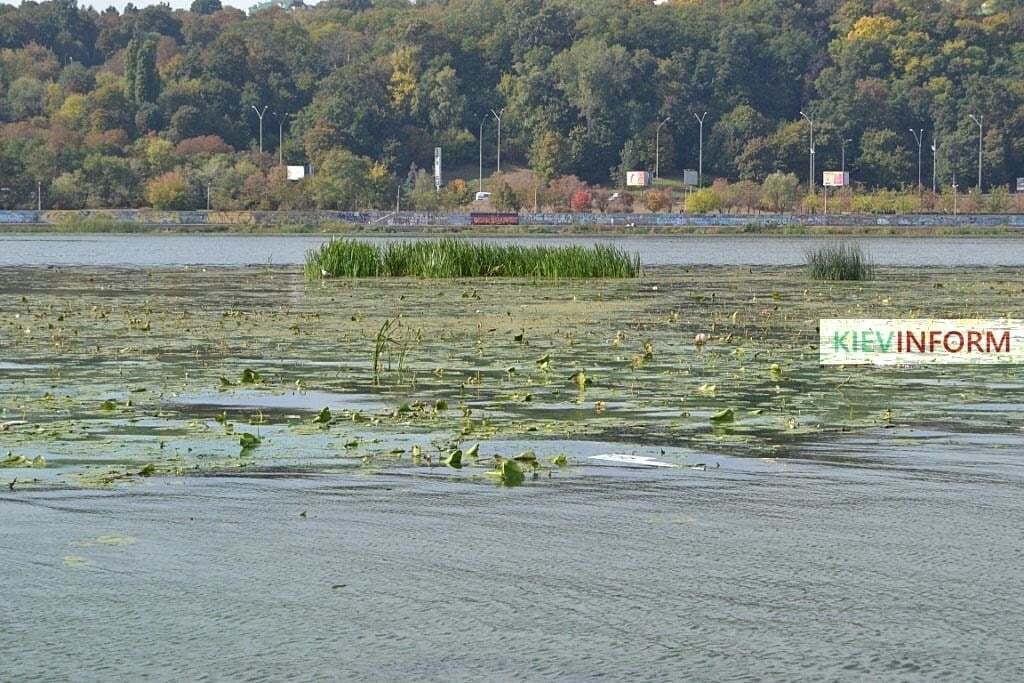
823, 171, 849, 187
286, 165, 305, 181
683, 170, 698, 187
1017, 177, 1024, 193
626, 171, 651, 187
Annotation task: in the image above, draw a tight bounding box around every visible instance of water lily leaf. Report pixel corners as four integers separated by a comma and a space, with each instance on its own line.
499, 459, 524, 487
513, 450, 537, 463
312, 407, 331, 424
444, 449, 463, 469
219, 376, 234, 388
464, 443, 480, 459
1, 453, 30, 468
696, 383, 717, 397
710, 408, 735, 424
100, 399, 117, 411
138, 463, 156, 476
240, 369, 262, 384
551, 454, 568, 467
239, 433, 261, 450
536, 353, 551, 370
31, 455, 46, 468
770, 363, 782, 378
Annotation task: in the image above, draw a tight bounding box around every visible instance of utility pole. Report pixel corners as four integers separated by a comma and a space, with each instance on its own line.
655, 117, 671, 180
207, 184, 211, 210
909, 128, 924, 193
930, 131, 937, 195
841, 137, 852, 174
36, 180, 41, 211
800, 111, 815, 195
694, 112, 707, 187
478, 115, 487, 193
251, 105, 268, 154
274, 111, 291, 166
490, 109, 504, 174
968, 114, 983, 192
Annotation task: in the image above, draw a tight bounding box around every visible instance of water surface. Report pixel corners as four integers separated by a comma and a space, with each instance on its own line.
3, 233, 1024, 267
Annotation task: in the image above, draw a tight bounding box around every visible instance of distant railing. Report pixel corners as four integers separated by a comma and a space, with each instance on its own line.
0, 209, 1022, 229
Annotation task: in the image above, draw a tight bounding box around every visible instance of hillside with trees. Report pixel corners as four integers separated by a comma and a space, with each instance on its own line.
0, 0, 1020, 211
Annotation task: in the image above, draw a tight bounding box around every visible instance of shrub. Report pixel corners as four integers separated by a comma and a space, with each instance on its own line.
685, 187, 722, 214
805, 243, 873, 281
644, 189, 671, 212
570, 189, 592, 212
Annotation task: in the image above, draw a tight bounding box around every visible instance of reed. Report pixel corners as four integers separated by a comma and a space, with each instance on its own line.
306, 238, 641, 279
805, 242, 873, 281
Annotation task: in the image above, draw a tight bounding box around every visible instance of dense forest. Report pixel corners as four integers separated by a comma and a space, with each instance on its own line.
0, 0, 1021, 210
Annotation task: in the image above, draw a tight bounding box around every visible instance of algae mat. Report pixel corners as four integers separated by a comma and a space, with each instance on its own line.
1, 265, 1023, 488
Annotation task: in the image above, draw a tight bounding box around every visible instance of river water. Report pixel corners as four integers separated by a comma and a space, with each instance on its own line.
3, 232, 1024, 266
2, 237, 1023, 680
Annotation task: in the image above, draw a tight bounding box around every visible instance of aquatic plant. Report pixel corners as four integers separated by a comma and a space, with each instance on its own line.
305, 238, 641, 279
805, 243, 874, 281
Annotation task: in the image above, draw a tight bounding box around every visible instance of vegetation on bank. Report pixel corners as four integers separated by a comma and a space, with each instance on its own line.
305, 238, 641, 279
0, 1, 1020, 213
805, 243, 874, 281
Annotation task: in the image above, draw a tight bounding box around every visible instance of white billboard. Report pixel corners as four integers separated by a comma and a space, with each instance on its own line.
434, 147, 442, 191
626, 171, 651, 187
822, 171, 849, 187
286, 165, 305, 181
683, 169, 698, 187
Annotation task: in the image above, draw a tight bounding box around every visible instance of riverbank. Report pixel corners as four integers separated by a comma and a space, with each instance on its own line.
1, 209, 1023, 236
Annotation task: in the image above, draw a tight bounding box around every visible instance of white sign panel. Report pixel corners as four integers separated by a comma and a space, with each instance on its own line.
286, 165, 305, 181
683, 169, 698, 186
626, 171, 651, 187
822, 171, 849, 187
434, 147, 442, 191
1017, 177, 1024, 193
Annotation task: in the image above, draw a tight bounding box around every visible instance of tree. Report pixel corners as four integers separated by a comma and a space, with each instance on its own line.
124, 32, 160, 105
857, 129, 912, 189
309, 148, 374, 210
761, 172, 800, 212
494, 182, 521, 212
146, 170, 193, 209
190, 0, 223, 15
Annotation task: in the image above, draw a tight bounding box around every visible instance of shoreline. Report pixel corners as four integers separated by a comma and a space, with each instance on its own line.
3, 222, 1024, 238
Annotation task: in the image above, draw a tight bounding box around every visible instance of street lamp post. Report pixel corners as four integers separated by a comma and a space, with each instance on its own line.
968, 114, 983, 192
490, 108, 504, 174
930, 131, 937, 195
274, 112, 292, 166
841, 137, 852, 174
655, 117, 671, 181
478, 115, 488, 193
799, 111, 815, 195
694, 112, 707, 187
251, 105, 268, 154
909, 128, 924, 193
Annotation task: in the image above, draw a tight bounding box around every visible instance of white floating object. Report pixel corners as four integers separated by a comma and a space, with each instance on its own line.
590, 454, 675, 468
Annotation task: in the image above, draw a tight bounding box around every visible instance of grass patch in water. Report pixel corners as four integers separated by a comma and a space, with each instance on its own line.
805, 243, 874, 281
305, 238, 641, 279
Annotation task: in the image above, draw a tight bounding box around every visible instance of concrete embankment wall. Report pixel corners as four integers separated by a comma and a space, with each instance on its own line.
1, 209, 1022, 229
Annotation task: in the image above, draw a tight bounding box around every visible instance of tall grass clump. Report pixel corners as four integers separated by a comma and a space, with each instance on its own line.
306, 238, 640, 279
805, 243, 873, 281
303, 240, 638, 280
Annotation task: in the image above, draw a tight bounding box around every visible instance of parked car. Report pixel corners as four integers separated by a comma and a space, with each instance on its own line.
474, 191, 492, 201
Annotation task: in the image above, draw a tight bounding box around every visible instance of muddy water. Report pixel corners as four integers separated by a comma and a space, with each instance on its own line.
2, 264, 1024, 679
4, 232, 1024, 266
